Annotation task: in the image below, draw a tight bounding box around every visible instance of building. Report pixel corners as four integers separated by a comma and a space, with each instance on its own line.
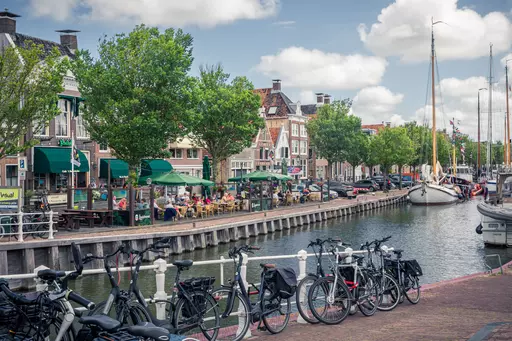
167, 137, 204, 178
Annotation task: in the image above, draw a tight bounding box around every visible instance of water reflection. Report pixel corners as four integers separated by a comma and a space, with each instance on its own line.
70, 198, 512, 304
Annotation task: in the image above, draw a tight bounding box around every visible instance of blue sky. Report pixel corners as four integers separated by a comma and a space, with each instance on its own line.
5, 0, 512, 140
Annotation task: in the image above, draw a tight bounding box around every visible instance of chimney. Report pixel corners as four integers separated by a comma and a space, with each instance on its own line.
324, 94, 331, 105
272, 79, 281, 93
316, 93, 324, 106
385, 121, 391, 127
0, 9, 20, 35
56, 29, 80, 53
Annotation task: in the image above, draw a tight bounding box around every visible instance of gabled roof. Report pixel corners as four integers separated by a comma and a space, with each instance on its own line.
11, 33, 74, 58
254, 87, 295, 118
269, 127, 281, 146
301, 104, 317, 116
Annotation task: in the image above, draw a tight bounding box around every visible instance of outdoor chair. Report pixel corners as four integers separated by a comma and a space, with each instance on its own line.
272, 198, 279, 208
196, 205, 207, 218
178, 206, 188, 219
225, 202, 236, 214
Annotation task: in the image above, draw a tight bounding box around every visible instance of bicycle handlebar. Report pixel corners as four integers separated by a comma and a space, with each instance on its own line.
67, 291, 95, 310
228, 245, 260, 258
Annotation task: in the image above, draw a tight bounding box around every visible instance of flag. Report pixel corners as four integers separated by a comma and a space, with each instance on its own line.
449, 120, 454, 125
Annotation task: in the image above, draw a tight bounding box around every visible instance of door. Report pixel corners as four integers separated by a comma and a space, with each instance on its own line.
507, 224, 512, 246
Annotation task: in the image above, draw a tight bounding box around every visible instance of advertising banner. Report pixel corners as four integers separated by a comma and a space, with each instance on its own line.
0, 188, 19, 210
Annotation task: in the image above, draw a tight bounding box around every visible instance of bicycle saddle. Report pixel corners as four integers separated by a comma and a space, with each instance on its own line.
37, 269, 67, 281
127, 322, 170, 341
392, 249, 403, 254
79, 315, 121, 332
173, 260, 193, 268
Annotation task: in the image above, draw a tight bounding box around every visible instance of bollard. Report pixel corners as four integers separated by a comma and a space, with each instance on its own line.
153, 258, 167, 320
296, 250, 308, 324
239, 253, 251, 339
34, 265, 49, 292
17, 211, 23, 242
220, 256, 225, 286
48, 211, 55, 240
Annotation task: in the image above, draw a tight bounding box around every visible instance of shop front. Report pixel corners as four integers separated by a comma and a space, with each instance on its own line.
99, 159, 129, 186
140, 159, 173, 177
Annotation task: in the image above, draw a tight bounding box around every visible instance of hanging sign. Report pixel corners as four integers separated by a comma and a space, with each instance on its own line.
58, 139, 72, 147
0, 188, 19, 210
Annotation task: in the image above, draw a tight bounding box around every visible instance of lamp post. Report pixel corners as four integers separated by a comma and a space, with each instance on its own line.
478, 87, 487, 177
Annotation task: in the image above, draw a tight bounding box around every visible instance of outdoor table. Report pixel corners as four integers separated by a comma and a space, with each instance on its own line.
63, 209, 112, 228
59, 211, 82, 230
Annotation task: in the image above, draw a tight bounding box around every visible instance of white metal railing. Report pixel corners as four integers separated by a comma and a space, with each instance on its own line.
0, 211, 56, 242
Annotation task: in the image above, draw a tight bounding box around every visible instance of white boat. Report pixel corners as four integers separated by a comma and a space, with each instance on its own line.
408, 24, 460, 206
448, 164, 473, 183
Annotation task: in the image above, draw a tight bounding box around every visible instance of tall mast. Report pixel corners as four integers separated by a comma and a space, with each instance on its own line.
478, 90, 481, 174
506, 62, 510, 166
487, 44, 493, 178
431, 20, 437, 176
452, 117, 456, 176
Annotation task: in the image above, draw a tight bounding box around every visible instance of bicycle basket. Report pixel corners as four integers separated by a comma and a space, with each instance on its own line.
274, 268, 297, 299
0, 292, 47, 333
404, 259, 423, 277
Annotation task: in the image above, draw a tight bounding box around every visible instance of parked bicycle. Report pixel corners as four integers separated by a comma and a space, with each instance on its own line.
212, 245, 295, 341
0, 213, 51, 241
384, 248, 422, 304
87, 238, 220, 340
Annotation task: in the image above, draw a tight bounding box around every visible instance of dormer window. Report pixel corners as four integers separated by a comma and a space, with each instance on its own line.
268, 107, 277, 115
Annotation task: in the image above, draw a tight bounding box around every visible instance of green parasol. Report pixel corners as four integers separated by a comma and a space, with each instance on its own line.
202, 156, 212, 197
228, 170, 291, 182
139, 171, 214, 186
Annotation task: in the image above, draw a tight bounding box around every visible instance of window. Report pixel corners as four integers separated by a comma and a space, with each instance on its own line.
292, 140, 299, 154
300, 125, 307, 138
5, 165, 17, 186
268, 107, 277, 114
300, 141, 307, 155
99, 143, 109, 152
186, 149, 198, 159
33, 121, 48, 136
34, 173, 47, 190
291, 124, 298, 137
76, 115, 89, 138
55, 100, 69, 137
169, 149, 183, 159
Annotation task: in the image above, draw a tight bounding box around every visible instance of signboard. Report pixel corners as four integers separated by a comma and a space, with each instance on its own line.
46, 194, 67, 205
58, 139, 72, 147
18, 171, 26, 181
71, 146, 81, 167
18, 157, 27, 171
134, 209, 151, 226
287, 166, 303, 176
0, 188, 19, 210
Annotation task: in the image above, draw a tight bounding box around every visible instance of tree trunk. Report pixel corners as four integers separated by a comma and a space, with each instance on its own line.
128, 164, 138, 186
398, 165, 403, 189
327, 161, 332, 181
351, 164, 356, 183
383, 167, 389, 193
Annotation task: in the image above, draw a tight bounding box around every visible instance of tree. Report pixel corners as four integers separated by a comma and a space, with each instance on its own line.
307, 99, 355, 177
344, 132, 369, 181
392, 127, 414, 188
0, 41, 66, 159
72, 25, 195, 181
362, 135, 379, 177
188, 64, 263, 182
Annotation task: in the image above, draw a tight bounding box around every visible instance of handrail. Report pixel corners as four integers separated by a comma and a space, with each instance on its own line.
0, 211, 56, 242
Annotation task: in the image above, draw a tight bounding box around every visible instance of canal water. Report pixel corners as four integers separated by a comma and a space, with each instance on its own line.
70, 197, 512, 304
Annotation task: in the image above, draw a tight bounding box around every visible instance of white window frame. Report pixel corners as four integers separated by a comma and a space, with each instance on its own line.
170, 149, 183, 159
186, 149, 198, 159
300, 141, 307, 155
99, 143, 109, 153
55, 100, 70, 138
33, 121, 49, 137
5, 165, 18, 187
292, 140, 299, 155
291, 123, 299, 137
268, 107, 277, 115
300, 125, 307, 138
76, 114, 89, 139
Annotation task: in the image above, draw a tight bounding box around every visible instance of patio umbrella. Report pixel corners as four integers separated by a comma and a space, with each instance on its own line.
202, 156, 212, 198
139, 171, 214, 186
228, 170, 289, 182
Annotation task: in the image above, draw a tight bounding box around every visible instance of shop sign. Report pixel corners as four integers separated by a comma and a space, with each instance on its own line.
0, 188, 19, 210
46, 194, 67, 205
58, 139, 72, 147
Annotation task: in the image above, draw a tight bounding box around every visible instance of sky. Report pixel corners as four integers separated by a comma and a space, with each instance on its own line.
5, 0, 512, 142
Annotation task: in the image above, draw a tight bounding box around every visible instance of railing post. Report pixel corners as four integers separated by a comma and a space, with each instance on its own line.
48, 211, 55, 240
34, 265, 49, 292
239, 253, 251, 339
296, 250, 308, 324
17, 211, 23, 242
153, 258, 167, 320
220, 256, 225, 286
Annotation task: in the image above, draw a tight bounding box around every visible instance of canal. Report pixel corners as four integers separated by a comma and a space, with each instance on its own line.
70, 197, 512, 304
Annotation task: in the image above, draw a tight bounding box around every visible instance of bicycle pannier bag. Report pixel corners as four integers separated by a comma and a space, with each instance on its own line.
275, 268, 297, 299
179, 277, 215, 318
404, 259, 423, 277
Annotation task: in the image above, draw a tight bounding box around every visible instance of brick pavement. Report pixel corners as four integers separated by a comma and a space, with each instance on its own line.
17, 190, 407, 243
253, 267, 512, 341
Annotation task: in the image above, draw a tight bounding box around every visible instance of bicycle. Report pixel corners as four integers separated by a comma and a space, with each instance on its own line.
384, 249, 422, 304
87, 238, 220, 340
296, 238, 341, 324
212, 245, 293, 341
360, 236, 401, 311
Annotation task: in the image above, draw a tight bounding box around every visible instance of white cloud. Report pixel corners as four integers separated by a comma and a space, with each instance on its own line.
256, 47, 387, 90
299, 90, 316, 104
358, 0, 512, 62
350, 86, 405, 125
30, 0, 279, 27
273, 21, 295, 26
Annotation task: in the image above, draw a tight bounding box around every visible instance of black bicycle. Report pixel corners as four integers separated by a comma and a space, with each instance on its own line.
384, 249, 422, 304
88, 238, 220, 340
212, 245, 294, 341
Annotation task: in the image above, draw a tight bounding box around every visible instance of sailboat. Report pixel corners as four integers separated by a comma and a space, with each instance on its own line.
408, 20, 460, 205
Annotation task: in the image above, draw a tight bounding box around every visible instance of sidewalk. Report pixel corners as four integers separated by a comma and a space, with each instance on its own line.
254, 265, 512, 341
29, 191, 408, 242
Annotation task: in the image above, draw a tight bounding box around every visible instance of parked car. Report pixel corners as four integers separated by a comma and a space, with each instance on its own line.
390, 175, 414, 188
370, 176, 392, 190
352, 179, 379, 192
290, 184, 338, 200
328, 181, 354, 197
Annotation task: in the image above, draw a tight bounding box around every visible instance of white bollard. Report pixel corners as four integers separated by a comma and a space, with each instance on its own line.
17, 211, 23, 242
296, 250, 308, 324
153, 258, 167, 320
220, 256, 225, 286
34, 265, 49, 292
48, 211, 55, 240
239, 253, 251, 339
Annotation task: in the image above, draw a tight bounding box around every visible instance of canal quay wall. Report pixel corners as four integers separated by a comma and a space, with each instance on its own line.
0, 192, 407, 288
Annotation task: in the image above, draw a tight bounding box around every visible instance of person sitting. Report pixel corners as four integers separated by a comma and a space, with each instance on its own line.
154, 200, 164, 220
226, 193, 235, 202
112, 196, 119, 210
164, 200, 180, 221
118, 198, 127, 210
203, 197, 212, 205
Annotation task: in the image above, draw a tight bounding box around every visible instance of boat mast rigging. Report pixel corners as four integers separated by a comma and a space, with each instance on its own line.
487, 44, 493, 179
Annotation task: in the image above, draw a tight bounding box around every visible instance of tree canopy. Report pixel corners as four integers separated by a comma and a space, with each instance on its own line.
72, 25, 195, 180
0, 41, 67, 159
188, 64, 263, 182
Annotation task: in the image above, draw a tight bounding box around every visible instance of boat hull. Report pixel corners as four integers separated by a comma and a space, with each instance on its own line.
477, 202, 512, 247
408, 183, 459, 205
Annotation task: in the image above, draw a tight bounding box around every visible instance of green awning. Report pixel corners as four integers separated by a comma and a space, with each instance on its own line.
99, 159, 129, 179
140, 159, 172, 177
58, 94, 85, 101
139, 171, 214, 186
34, 147, 89, 173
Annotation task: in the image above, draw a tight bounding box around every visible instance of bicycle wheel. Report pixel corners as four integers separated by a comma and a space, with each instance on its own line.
308, 277, 351, 325
377, 273, 400, 311
357, 272, 379, 317
212, 287, 250, 341
174, 291, 220, 341
404, 274, 421, 304
261, 288, 291, 334
0, 225, 5, 241
296, 275, 320, 324
35, 223, 49, 239
90, 300, 151, 326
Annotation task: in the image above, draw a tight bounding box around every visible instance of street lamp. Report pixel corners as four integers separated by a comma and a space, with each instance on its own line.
478, 87, 487, 176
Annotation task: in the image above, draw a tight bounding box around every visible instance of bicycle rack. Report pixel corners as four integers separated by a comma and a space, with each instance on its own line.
484, 254, 503, 275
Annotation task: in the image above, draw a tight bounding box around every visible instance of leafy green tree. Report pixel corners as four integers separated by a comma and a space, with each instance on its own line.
0, 41, 66, 159
188, 64, 263, 182
493, 141, 504, 166
392, 127, 414, 188
307, 99, 355, 177
363, 135, 380, 176
72, 25, 195, 181
344, 132, 369, 181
